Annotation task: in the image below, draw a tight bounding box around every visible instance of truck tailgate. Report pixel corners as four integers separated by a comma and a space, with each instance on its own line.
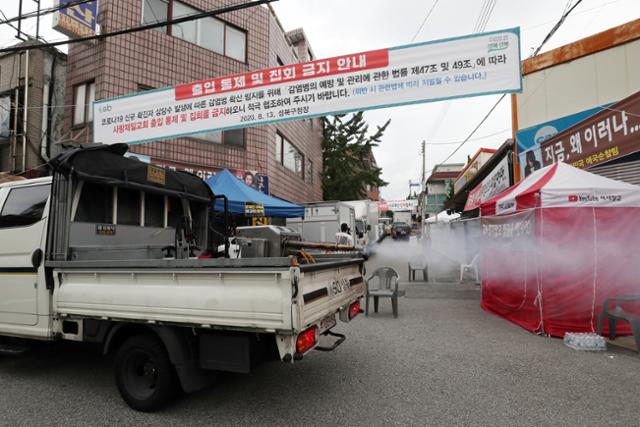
296, 259, 365, 329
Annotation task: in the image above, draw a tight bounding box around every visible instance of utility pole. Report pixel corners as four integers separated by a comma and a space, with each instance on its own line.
421, 140, 426, 191
421, 140, 426, 223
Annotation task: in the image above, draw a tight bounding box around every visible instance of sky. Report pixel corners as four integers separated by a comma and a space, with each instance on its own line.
1, 0, 639, 200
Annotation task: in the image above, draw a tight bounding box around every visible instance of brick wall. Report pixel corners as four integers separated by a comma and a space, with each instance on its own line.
64, 0, 323, 203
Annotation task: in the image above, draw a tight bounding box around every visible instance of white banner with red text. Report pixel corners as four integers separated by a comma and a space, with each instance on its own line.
93, 28, 521, 145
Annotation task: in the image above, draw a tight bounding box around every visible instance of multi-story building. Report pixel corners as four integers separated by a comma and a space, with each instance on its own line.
423, 163, 464, 215
0, 40, 67, 177
63, 1, 322, 203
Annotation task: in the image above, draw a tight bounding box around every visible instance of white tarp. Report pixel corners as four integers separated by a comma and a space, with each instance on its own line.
425, 210, 461, 223
93, 28, 521, 145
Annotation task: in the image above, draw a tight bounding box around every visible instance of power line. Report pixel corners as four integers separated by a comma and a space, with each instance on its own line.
480, 0, 497, 32
473, 0, 495, 34
0, 0, 97, 27
427, 0, 584, 177
0, 8, 25, 38
0, 0, 278, 54
410, 0, 439, 43
426, 128, 510, 145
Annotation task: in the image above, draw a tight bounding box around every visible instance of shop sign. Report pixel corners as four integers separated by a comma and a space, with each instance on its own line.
251, 217, 269, 226
464, 184, 483, 211
481, 156, 510, 202
52, 0, 98, 39
540, 91, 640, 169
244, 203, 265, 217
517, 104, 609, 178
94, 28, 522, 145
454, 148, 495, 193
151, 158, 269, 194
516, 104, 607, 153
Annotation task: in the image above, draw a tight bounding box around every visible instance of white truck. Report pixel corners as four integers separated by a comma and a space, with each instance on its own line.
343, 200, 380, 249
286, 201, 356, 244
0, 145, 364, 411
393, 210, 413, 227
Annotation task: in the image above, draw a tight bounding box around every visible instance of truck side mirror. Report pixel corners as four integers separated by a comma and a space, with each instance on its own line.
366, 225, 371, 231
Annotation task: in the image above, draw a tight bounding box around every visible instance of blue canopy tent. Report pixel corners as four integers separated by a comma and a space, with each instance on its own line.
204, 169, 304, 218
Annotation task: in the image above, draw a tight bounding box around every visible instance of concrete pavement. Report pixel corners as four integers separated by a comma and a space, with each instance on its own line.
0, 238, 638, 426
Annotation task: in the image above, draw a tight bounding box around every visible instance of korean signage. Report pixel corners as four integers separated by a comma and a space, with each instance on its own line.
244, 203, 265, 217
481, 156, 511, 202
94, 28, 522, 145
540, 91, 640, 170
151, 158, 269, 194
385, 199, 418, 212
454, 149, 495, 193
482, 209, 534, 251
52, 0, 98, 39
464, 185, 483, 211
516, 104, 608, 178
516, 105, 607, 154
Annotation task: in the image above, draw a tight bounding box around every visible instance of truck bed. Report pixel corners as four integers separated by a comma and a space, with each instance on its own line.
50, 257, 364, 334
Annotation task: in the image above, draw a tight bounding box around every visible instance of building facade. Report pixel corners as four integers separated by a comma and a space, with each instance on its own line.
512, 18, 640, 184
0, 40, 67, 176
63, 0, 322, 203
423, 163, 464, 215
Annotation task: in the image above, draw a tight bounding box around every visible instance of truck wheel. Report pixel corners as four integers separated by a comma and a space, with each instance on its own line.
114, 335, 178, 412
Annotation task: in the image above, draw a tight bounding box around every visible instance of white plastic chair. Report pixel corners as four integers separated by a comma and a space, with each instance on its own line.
460, 254, 480, 282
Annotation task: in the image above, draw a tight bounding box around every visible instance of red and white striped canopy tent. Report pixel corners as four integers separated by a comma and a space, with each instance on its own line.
479, 162, 640, 337
481, 162, 640, 216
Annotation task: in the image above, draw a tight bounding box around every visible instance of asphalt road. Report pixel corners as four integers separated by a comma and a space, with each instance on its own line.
1, 238, 639, 426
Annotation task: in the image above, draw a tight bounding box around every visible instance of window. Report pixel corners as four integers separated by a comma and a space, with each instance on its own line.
73, 81, 95, 126
172, 1, 198, 44
117, 188, 142, 226
137, 83, 155, 92
225, 25, 246, 62
199, 17, 224, 53
0, 185, 49, 228
141, 0, 246, 61
305, 158, 313, 183
142, 0, 168, 32
276, 56, 284, 67
223, 128, 244, 147
144, 193, 165, 227
275, 133, 282, 162
307, 49, 314, 61
192, 128, 244, 147
275, 132, 304, 178
75, 182, 113, 224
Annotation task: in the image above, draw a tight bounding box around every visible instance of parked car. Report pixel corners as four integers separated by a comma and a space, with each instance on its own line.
392, 222, 411, 240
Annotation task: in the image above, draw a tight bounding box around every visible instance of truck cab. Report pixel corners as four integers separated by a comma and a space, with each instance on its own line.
0, 177, 51, 336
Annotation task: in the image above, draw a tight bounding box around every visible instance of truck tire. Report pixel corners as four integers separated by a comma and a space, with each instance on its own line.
114, 335, 179, 412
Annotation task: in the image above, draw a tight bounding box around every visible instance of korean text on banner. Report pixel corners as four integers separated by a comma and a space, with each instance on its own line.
540, 91, 640, 170
94, 28, 522, 145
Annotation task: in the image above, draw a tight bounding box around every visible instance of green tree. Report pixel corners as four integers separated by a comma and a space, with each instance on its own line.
321, 112, 390, 200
